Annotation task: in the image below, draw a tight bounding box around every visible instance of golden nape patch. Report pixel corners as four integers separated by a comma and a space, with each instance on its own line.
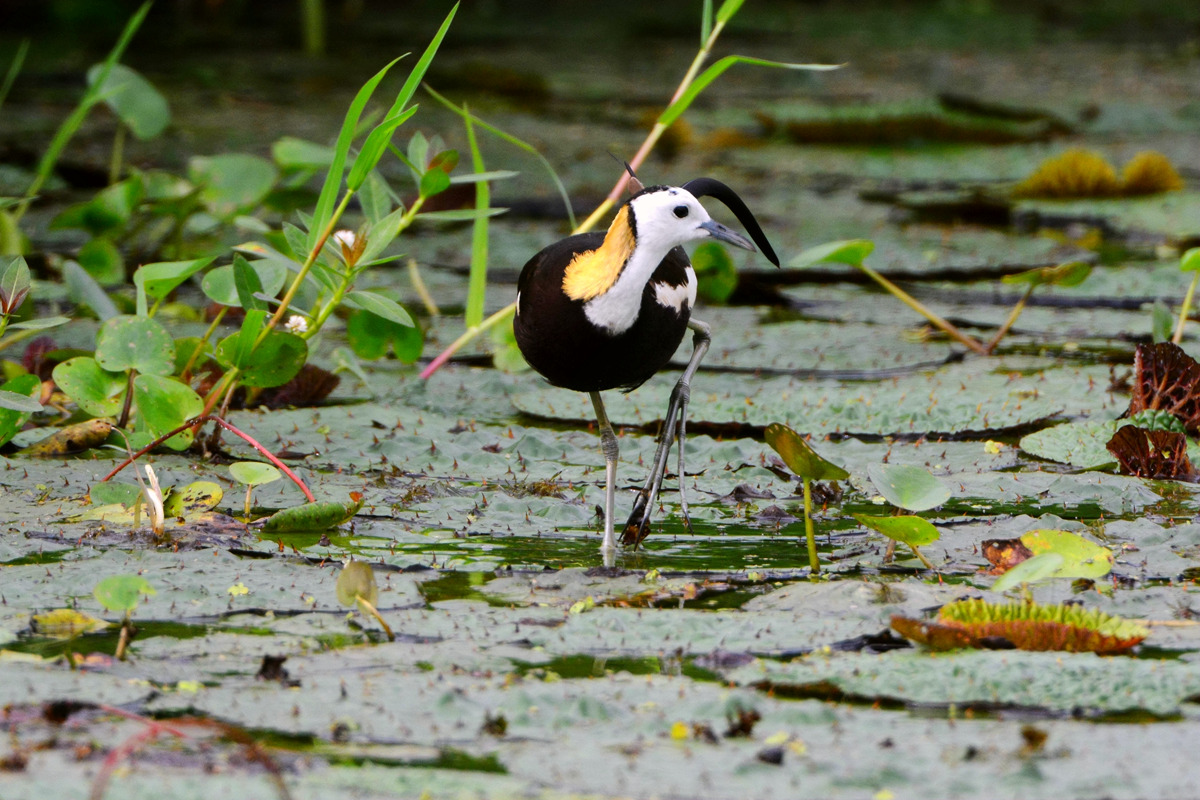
562, 207, 636, 301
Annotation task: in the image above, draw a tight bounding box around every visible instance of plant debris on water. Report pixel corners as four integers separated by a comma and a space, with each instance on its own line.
3, 1, 1200, 798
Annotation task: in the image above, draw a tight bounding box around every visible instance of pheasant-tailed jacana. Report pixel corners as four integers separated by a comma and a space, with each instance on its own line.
514, 176, 779, 558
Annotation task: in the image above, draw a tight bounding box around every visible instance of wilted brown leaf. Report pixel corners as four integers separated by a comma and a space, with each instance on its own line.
1106, 425, 1198, 481
1128, 342, 1200, 432
981, 538, 1035, 574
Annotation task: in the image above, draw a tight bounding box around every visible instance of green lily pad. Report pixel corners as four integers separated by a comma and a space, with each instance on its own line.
88, 480, 143, 508
229, 462, 282, 486
93, 574, 157, 615
162, 481, 224, 517
867, 463, 952, 511
763, 422, 849, 481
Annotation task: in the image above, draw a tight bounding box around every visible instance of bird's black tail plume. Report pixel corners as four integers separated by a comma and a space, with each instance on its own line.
681, 177, 779, 266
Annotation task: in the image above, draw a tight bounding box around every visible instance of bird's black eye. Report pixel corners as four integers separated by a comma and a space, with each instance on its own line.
673, 205, 689, 218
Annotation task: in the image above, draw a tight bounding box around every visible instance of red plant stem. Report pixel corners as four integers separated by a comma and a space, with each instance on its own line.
100, 415, 316, 503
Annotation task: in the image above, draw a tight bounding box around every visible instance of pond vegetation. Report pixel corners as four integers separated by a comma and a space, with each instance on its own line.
2, 1, 1200, 797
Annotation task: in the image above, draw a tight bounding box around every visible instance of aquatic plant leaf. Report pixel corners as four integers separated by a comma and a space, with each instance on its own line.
893, 599, 1147, 654
788, 239, 874, 269
189, 153, 278, 219
0, 373, 40, 447
889, 616, 977, 651
132, 374, 203, 450
1106, 425, 1198, 481
93, 574, 156, 614
1020, 529, 1113, 579
1128, 342, 1200, 432
1013, 149, 1120, 199
344, 291, 414, 328
336, 560, 379, 607
202, 256, 290, 307
133, 257, 214, 309
1000, 260, 1091, 288
854, 514, 939, 547
347, 309, 423, 363
1121, 151, 1184, 196
95, 315, 175, 376
1019, 419, 1119, 468
991, 552, 1066, 592
763, 423, 849, 481
941, 599, 1147, 653
691, 241, 738, 304
867, 463, 951, 511
981, 538, 1034, 574
162, 481, 224, 517
260, 493, 364, 533
32, 608, 109, 638
87, 63, 169, 140
51, 357, 125, 417
1181, 247, 1200, 273
20, 418, 114, 456
215, 329, 307, 388
229, 462, 282, 487
89, 480, 142, 508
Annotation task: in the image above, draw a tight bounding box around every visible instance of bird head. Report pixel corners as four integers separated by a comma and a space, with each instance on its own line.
626, 179, 780, 267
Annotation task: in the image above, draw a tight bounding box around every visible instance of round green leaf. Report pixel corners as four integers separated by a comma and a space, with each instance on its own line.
87, 63, 169, 140
854, 513, 940, 546
78, 237, 124, 286
764, 422, 849, 481
201, 258, 289, 307
189, 154, 278, 219
89, 480, 142, 508
229, 461, 282, 486
95, 315, 176, 376
215, 329, 307, 388
132, 373, 203, 450
52, 356, 126, 416
336, 560, 379, 607
867, 463, 951, 512
93, 574, 156, 614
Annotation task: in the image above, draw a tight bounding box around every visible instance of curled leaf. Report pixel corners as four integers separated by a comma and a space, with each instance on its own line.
1128, 342, 1200, 433
892, 599, 1148, 654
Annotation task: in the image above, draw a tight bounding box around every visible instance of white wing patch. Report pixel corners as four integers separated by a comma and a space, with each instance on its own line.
653, 280, 691, 313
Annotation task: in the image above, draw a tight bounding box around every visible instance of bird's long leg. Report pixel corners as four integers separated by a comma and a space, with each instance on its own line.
621, 319, 711, 547
590, 391, 619, 558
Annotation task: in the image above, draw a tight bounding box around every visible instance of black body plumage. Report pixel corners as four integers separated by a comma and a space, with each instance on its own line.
514, 233, 693, 393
